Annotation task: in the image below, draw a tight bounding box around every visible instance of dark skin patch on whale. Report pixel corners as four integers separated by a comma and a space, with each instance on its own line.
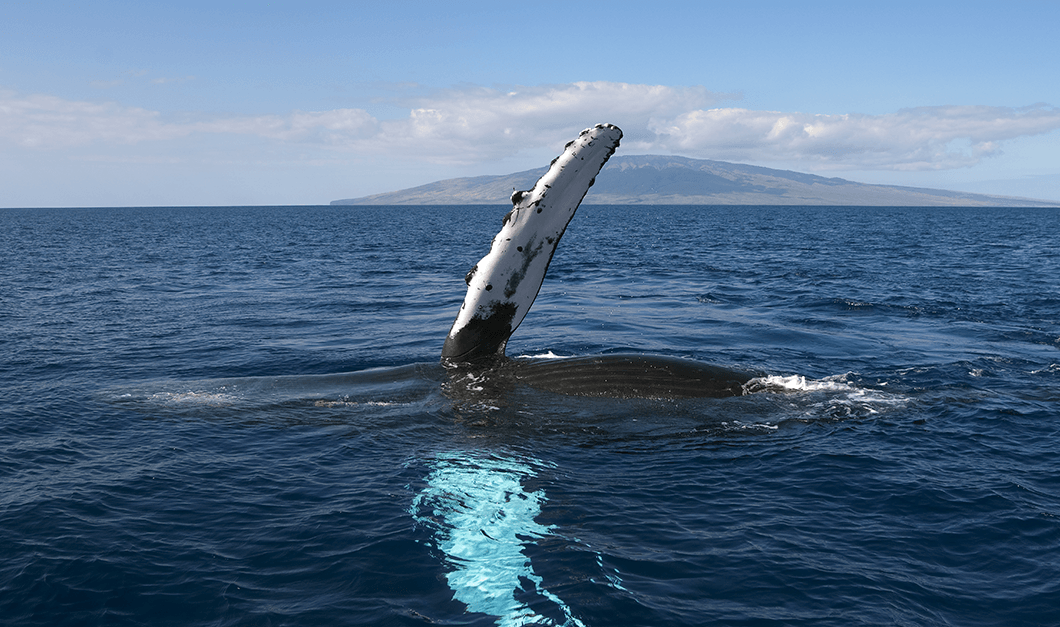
441, 300, 518, 361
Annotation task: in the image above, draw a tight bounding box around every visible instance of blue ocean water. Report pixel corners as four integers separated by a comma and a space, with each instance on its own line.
2, 204, 1059, 626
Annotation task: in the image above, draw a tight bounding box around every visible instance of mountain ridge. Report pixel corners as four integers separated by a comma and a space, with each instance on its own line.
332, 154, 1057, 207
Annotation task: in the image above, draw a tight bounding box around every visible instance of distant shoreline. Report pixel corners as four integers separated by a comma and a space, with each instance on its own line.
331, 155, 1058, 208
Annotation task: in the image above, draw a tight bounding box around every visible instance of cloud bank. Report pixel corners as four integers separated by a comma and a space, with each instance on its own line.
649, 104, 1060, 170
2, 83, 1059, 172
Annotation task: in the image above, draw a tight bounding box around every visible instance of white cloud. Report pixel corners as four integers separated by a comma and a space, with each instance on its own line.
0, 90, 378, 149
2, 84, 1059, 172
647, 104, 1060, 170
361, 82, 725, 162
195, 108, 380, 144
0, 91, 185, 148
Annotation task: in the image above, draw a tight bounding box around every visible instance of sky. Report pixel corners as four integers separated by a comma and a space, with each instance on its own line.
2, 0, 1059, 207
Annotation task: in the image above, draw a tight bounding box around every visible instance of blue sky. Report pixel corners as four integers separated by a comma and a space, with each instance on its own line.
2, 0, 1059, 206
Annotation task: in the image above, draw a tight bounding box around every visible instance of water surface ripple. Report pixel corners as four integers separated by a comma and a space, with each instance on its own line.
2, 205, 1059, 626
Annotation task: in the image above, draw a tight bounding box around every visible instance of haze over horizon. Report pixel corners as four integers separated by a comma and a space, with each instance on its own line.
3, 1, 1059, 207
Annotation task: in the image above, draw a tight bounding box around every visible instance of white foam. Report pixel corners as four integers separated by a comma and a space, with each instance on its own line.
515, 350, 569, 359
747, 372, 908, 418
749, 374, 857, 393
312, 398, 399, 408
147, 390, 238, 406
721, 420, 779, 431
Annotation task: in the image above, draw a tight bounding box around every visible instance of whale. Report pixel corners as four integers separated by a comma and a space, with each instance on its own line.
442, 123, 755, 399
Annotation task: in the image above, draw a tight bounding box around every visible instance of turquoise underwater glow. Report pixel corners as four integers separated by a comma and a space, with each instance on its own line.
412, 454, 586, 627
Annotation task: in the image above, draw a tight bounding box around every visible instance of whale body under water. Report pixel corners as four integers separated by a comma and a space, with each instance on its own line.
441, 123, 755, 399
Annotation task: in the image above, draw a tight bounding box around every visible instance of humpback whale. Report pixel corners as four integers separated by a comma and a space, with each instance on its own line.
442, 123, 754, 399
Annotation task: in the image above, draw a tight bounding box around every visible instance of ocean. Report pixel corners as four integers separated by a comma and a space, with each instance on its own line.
2, 204, 1058, 626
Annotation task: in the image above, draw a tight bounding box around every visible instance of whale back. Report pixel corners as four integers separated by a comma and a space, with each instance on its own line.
511, 354, 753, 398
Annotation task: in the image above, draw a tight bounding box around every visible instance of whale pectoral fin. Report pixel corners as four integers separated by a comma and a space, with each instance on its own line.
442, 124, 623, 363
